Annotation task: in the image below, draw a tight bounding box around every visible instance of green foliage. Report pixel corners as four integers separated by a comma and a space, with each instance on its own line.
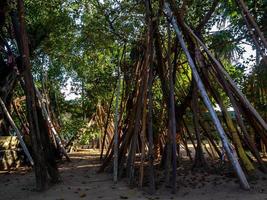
79, 128, 100, 145
243, 59, 267, 117
14, 0, 265, 145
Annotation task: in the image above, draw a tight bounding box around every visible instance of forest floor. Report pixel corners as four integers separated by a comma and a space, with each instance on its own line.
0, 149, 267, 200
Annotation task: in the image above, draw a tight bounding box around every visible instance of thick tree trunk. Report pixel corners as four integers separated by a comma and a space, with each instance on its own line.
23, 71, 49, 191
12, 0, 60, 190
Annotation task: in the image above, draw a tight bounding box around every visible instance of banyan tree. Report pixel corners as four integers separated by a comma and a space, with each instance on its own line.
0, 0, 267, 195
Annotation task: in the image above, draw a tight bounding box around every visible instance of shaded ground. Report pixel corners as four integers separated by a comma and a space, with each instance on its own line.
0, 149, 267, 200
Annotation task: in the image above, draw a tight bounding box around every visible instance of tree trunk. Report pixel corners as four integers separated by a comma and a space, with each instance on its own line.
12, 0, 60, 190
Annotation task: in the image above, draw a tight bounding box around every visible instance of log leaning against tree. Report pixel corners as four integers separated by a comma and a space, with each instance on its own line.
164, 2, 250, 190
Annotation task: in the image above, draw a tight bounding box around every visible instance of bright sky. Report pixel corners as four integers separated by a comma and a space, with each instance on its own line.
240, 43, 256, 73
210, 21, 256, 72
61, 78, 81, 101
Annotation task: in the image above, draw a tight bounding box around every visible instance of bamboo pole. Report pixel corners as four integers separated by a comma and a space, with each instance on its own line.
0, 97, 34, 165
164, 2, 250, 190
209, 81, 255, 172
206, 66, 266, 169
211, 69, 266, 170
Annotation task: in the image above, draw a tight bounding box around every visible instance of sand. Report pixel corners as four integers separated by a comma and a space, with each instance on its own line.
0, 149, 267, 200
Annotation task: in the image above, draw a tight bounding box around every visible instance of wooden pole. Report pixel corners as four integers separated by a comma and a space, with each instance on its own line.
235, 0, 267, 49
139, 81, 148, 188
0, 97, 34, 166
164, 2, 250, 190
12, 101, 29, 135
167, 22, 177, 194
147, 67, 155, 193
191, 83, 207, 169
114, 58, 121, 183
100, 89, 115, 159
239, 8, 267, 65
34, 87, 70, 161
14, 0, 50, 190
184, 24, 267, 132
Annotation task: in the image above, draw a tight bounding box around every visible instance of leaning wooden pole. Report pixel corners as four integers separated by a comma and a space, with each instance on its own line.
235, 0, 267, 49
100, 89, 115, 160
0, 97, 34, 166
164, 2, 250, 190
15, 0, 50, 190
34, 87, 70, 161
184, 24, 267, 132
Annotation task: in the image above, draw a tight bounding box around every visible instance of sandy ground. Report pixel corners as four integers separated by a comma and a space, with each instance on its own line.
0, 149, 267, 200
